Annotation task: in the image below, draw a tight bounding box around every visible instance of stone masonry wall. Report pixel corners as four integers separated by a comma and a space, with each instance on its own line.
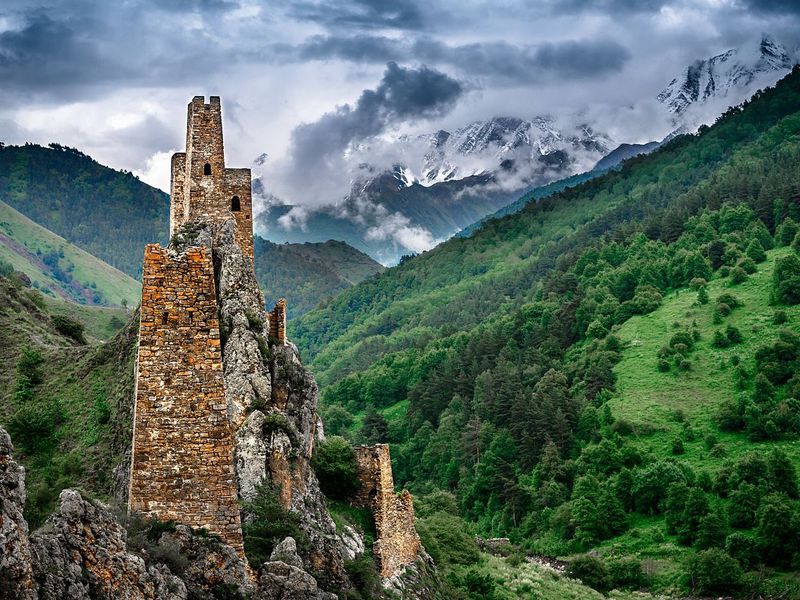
353, 445, 421, 578
225, 168, 254, 260
129, 243, 244, 556
170, 96, 254, 260
269, 298, 287, 345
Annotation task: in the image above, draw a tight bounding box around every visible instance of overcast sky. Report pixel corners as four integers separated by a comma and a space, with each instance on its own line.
0, 0, 798, 197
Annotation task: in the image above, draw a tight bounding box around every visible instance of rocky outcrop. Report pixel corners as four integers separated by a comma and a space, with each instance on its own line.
213, 220, 272, 429
0, 428, 36, 600
30, 490, 185, 600
209, 221, 348, 589
258, 538, 336, 599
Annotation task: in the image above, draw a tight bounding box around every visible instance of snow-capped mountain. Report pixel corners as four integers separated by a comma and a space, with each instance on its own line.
390, 116, 612, 188
658, 35, 796, 115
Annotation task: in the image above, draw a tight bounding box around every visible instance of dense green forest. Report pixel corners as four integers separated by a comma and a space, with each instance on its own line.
0, 143, 169, 278
292, 67, 800, 597
254, 238, 384, 318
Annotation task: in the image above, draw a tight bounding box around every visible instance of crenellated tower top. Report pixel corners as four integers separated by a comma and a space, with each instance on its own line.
170, 96, 254, 259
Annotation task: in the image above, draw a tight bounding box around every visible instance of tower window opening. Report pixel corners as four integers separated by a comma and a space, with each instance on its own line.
231, 195, 241, 212
203, 163, 212, 176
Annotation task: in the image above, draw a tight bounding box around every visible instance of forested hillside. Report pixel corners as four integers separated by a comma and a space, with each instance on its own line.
254, 238, 384, 318
294, 68, 800, 597
0, 199, 140, 307
0, 143, 169, 278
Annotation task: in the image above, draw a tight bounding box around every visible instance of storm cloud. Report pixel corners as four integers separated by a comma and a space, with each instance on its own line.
0, 0, 799, 196
267, 61, 464, 204
293, 35, 631, 85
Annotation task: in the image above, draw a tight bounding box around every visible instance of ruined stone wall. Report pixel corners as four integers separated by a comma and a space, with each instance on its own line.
129, 243, 244, 556
169, 96, 254, 259
269, 298, 287, 345
353, 445, 421, 578
225, 167, 254, 259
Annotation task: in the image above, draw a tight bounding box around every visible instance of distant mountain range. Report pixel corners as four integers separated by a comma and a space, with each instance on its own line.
658, 34, 796, 116
256, 35, 797, 265
255, 116, 613, 264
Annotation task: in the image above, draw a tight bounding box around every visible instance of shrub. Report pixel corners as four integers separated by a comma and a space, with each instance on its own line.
745, 239, 767, 263
608, 557, 645, 589
312, 436, 360, 500
678, 359, 692, 371
7, 399, 64, 455
777, 218, 799, 246
567, 554, 611, 592
672, 438, 685, 455
416, 512, 479, 566
710, 443, 727, 458
773, 310, 788, 325
686, 549, 742, 595
725, 532, 761, 570
772, 254, 800, 304
17, 348, 44, 386
344, 554, 382, 599
725, 325, 743, 345
657, 358, 671, 372
669, 331, 694, 350
729, 266, 748, 284
241, 484, 309, 566
51, 315, 86, 344
737, 257, 757, 274
716, 293, 741, 308
125, 514, 188, 575
712, 330, 729, 348
697, 286, 709, 305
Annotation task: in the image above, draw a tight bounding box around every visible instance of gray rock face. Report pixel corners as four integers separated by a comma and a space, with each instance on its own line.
235, 410, 269, 501
30, 489, 185, 600
0, 428, 36, 600
269, 536, 304, 569
214, 220, 273, 428
159, 525, 253, 599
208, 220, 349, 589
256, 560, 337, 600
337, 525, 365, 561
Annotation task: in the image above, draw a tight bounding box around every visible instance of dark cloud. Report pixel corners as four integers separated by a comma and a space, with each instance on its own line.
740, 0, 800, 15
266, 62, 464, 205
289, 61, 463, 172
0, 13, 123, 92
286, 0, 424, 30
289, 35, 631, 85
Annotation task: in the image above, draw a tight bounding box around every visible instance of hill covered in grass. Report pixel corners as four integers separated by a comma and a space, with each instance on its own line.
0, 275, 136, 526
292, 67, 800, 597
0, 143, 169, 278
254, 238, 384, 318
0, 199, 140, 307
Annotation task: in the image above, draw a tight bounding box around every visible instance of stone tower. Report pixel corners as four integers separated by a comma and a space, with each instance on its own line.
128, 96, 259, 557
170, 96, 254, 259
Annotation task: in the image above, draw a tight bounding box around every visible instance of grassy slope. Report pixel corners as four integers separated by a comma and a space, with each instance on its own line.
591, 247, 799, 587
0, 144, 168, 278
0, 277, 136, 524
0, 199, 140, 307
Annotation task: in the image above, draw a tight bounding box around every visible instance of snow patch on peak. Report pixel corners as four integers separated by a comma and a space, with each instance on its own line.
658, 34, 796, 116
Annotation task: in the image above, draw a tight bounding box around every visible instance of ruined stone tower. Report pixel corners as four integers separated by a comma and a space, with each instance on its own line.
170, 96, 254, 259
128, 96, 268, 556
